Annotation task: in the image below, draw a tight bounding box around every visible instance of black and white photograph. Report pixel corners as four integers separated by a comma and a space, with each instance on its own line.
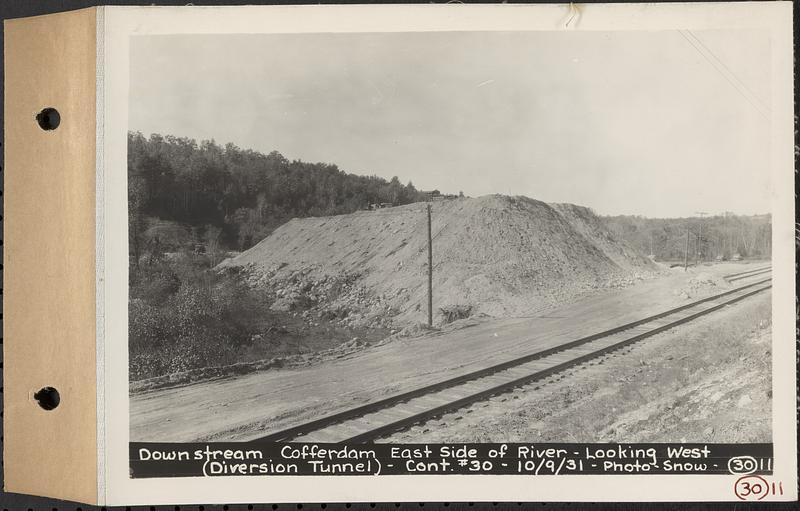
126, 26, 775, 448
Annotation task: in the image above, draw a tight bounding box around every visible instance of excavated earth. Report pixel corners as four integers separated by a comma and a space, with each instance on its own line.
220, 195, 658, 328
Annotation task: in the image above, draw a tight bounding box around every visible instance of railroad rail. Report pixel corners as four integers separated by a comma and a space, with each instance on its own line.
725, 265, 772, 282
253, 278, 771, 444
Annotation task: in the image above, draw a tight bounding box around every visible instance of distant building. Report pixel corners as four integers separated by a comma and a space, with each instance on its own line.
421, 190, 441, 199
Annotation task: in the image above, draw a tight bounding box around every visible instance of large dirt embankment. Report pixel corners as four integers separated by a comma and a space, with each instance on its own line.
221, 195, 656, 327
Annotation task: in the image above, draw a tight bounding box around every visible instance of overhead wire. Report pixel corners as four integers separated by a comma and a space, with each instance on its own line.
684, 30, 771, 115
677, 29, 770, 121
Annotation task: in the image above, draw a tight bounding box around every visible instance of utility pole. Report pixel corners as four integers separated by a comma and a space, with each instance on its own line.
684, 226, 690, 271
729, 214, 733, 256
695, 211, 707, 264
427, 203, 433, 327
724, 211, 731, 259
695, 232, 700, 267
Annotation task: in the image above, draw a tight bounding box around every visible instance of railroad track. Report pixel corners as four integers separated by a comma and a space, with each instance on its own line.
253, 278, 771, 444
724, 265, 772, 282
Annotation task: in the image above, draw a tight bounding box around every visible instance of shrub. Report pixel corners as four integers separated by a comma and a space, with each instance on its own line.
439, 304, 473, 324
130, 258, 180, 297
129, 253, 266, 380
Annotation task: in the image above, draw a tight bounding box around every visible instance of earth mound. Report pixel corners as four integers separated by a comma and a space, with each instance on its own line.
220, 195, 657, 327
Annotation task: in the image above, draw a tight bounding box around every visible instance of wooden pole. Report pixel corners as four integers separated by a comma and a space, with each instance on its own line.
695, 212, 707, 263
427, 203, 433, 327
684, 226, 689, 271
697, 222, 702, 264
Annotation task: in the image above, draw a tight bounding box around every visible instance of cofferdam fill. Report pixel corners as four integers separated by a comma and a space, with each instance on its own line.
220, 195, 657, 327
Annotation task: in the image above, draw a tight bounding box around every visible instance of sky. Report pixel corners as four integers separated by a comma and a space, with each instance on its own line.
129, 30, 772, 218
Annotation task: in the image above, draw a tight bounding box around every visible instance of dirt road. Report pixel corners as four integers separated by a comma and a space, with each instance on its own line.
130, 261, 769, 442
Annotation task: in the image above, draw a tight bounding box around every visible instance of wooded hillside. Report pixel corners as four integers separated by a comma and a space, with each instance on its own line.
128, 131, 427, 257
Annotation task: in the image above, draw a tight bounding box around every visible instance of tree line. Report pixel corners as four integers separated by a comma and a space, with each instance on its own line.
128, 131, 428, 259
603, 213, 772, 263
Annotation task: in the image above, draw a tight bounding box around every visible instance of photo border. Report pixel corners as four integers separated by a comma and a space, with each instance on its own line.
100, 3, 796, 504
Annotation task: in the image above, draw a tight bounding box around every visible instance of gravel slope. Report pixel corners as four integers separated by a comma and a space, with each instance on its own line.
221, 195, 657, 327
